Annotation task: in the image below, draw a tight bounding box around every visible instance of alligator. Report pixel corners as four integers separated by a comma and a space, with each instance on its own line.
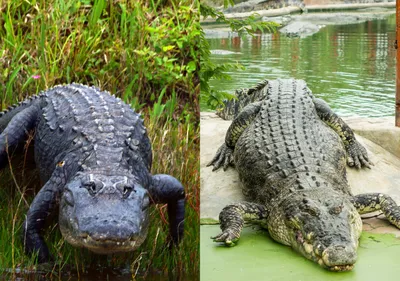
208, 78, 400, 271
0, 84, 185, 262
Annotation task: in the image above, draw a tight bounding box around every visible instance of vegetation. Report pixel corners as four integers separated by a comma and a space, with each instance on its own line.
199, 1, 279, 110
0, 0, 199, 279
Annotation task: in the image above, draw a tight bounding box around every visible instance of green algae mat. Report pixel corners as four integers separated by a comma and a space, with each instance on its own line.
201, 225, 400, 281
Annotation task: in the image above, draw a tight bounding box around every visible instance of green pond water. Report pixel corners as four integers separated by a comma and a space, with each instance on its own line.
205, 14, 396, 117
201, 225, 400, 281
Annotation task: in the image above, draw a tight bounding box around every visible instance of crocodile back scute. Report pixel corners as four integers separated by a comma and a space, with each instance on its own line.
234, 79, 349, 204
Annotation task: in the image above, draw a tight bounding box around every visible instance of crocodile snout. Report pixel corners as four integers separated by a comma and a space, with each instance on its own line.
321, 244, 357, 271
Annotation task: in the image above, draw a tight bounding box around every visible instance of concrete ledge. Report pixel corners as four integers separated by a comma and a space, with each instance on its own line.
201, 2, 395, 23
201, 6, 302, 23
306, 2, 395, 12
200, 112, 400, 236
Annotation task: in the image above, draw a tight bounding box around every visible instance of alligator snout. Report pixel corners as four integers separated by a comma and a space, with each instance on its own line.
78, 217, 141, 241
321, 244, 357, 271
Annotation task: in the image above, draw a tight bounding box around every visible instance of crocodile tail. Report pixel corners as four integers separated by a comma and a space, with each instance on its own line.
216, 79, 269, 120
0, 93, 44, 132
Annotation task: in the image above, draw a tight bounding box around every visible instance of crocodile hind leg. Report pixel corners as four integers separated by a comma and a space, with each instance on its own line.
0, 106, 39, 169
212, 202, 268, 246
313, 98, 371, 169
23, 161, 66, 262
208, 101, 262, 171
150, 174, 185, 244
352, 193, 400, 228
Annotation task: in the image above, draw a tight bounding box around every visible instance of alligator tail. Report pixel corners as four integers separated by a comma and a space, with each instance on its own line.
0, 93, 44, 132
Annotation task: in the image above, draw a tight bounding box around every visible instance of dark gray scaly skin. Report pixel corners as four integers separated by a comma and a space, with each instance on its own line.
208, 79, 400, 271
0, 84, 185, 263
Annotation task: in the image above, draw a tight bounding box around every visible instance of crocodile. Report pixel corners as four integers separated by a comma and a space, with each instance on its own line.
0, 84, 185, 262
208, 78, 400, 271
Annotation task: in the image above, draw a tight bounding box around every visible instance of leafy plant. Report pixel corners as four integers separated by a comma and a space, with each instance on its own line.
199, 2, 279, 109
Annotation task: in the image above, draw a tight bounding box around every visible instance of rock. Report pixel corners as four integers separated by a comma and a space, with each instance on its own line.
210, 49, 243, 55
261, 15, 292, 26
279, 21, 321, 38
200, 112, 400, 236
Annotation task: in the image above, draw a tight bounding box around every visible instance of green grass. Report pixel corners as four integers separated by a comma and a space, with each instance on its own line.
0, 0, 199, 279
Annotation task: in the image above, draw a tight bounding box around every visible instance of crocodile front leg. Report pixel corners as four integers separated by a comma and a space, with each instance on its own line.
212, 202, 268, 246
23, 161, 66, 262
0, 106, 39, 169
313, 98, 371, 169
150, 174, 185, 244
352, 193, 400, 228
208, 101, 262, 171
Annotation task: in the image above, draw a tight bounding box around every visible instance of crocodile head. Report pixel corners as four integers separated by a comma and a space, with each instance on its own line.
59, 171, 150, 254
268, 189, 362, 271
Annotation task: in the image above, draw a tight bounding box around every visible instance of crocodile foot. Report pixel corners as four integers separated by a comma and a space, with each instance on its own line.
207, 143, 234, 171
346, 140, 372, 169
211, 229, 240, 246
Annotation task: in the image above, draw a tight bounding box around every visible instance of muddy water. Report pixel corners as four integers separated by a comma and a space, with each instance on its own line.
206, 14, 396, 117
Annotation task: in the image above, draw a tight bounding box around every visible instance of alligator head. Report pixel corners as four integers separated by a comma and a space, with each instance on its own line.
59, 171, 150, 254
268, 189, 362, 271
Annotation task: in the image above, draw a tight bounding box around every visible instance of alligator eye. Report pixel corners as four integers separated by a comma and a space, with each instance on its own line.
123, 186, 134, 198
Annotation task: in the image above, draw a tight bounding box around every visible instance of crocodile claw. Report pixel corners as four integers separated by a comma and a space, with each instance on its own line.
211, 229, 240, 246
346, 140, 373, 169
207, 143, 234, 171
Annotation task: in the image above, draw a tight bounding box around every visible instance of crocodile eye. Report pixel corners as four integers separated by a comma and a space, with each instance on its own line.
329, 205, 343, 215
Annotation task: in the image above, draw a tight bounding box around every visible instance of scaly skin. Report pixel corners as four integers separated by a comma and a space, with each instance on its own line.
0, 84, 185, 263
208, 78, 400, 271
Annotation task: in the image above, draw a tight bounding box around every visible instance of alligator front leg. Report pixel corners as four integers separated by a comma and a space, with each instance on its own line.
23, 162, 66, 262
208, 101, 262, 171
313, 98, 371, 169
212, 202, 268, 246
0, 106, 39, 169
150, 174, 185, 244
352, 193, 400, 228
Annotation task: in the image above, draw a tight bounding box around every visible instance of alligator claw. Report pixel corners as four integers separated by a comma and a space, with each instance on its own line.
211, 230, 240, 246
207, 143, 234, 171
346, 140, 372, 169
